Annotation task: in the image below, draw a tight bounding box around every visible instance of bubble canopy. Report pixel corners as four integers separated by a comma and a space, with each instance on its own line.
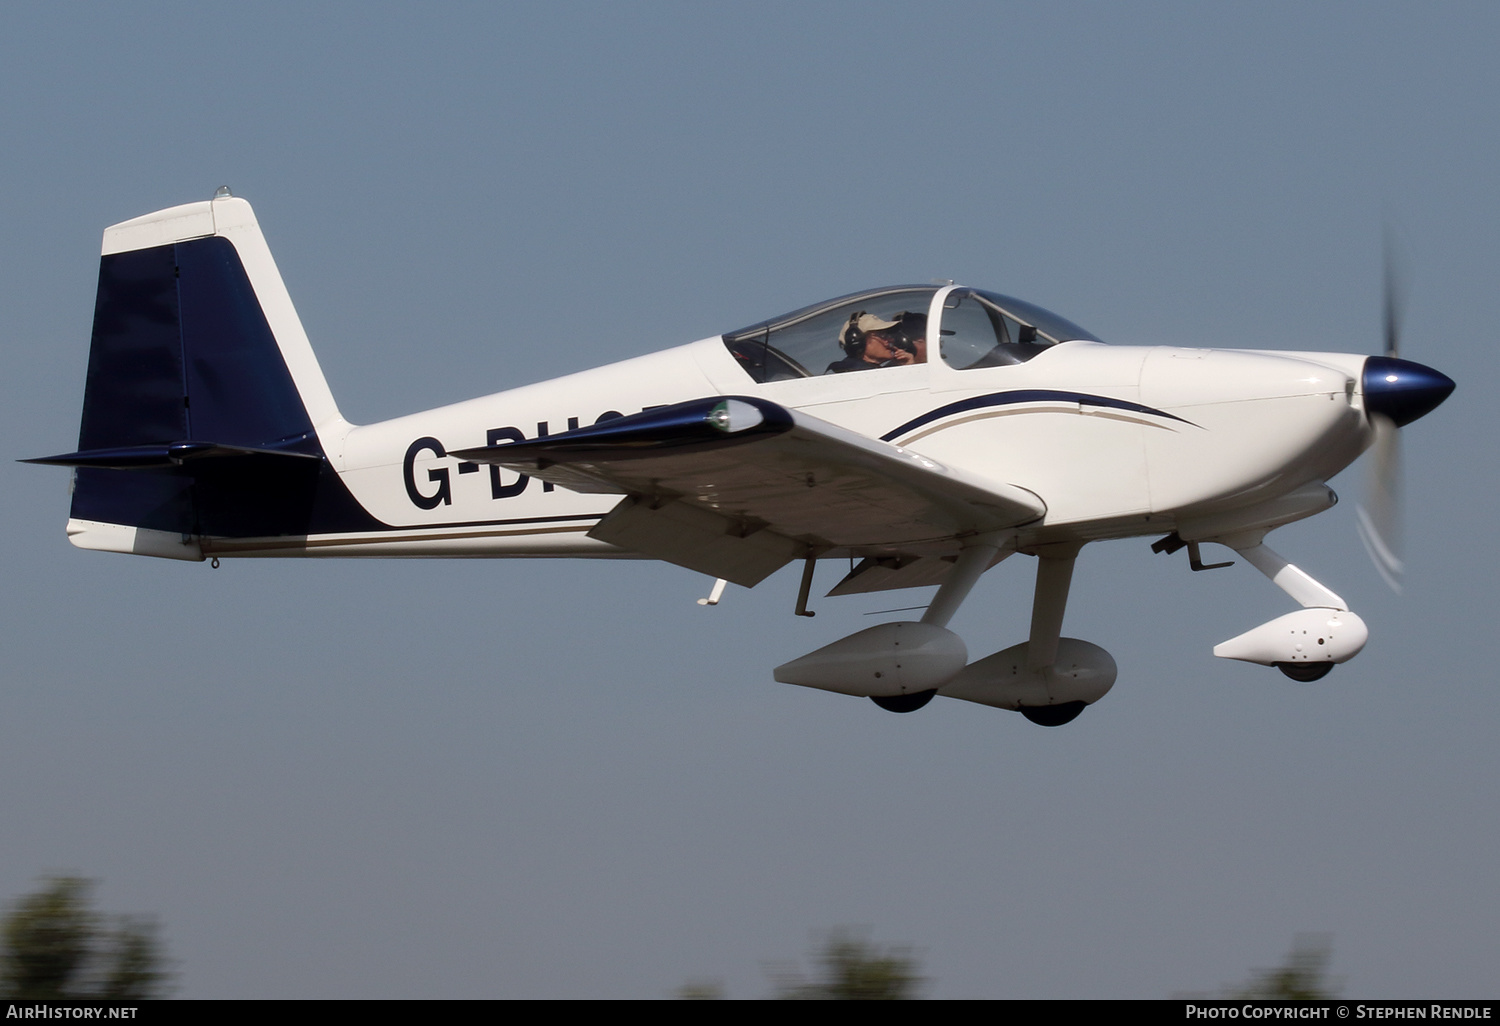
721, 285, 1102, 384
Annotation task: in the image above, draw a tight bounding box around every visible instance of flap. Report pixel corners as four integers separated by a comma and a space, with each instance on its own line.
826, 548, 1013, 596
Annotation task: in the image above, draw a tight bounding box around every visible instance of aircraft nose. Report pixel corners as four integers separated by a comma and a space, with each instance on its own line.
1362, 355, 1455, 427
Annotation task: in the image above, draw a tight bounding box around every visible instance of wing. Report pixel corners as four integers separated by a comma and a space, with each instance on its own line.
449, 396, 1045, 587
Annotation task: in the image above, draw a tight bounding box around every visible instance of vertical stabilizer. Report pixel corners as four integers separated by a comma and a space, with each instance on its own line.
34, 195, 377, 557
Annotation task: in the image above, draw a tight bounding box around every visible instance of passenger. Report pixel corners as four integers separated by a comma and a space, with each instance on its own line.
826, 311, 927, 373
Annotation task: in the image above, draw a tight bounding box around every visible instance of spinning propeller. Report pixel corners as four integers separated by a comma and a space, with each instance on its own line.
1355, 237, 1455, 591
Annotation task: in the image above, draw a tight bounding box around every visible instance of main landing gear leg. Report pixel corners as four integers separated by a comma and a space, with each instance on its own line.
920, 535, 1009, 629
1026, 543, 1080, 671
932, 540, 1117, 722
1017, 542, 1088, 725
868, 536, 1010, 714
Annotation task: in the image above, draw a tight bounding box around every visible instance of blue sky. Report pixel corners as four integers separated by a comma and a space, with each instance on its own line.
1, 2, 1495, 997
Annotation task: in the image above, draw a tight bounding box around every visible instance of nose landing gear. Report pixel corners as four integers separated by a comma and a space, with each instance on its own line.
1209, 535, 1369, 679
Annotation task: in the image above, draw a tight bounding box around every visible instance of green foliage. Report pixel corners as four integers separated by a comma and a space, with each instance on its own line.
1229, 934, 1338, 1000
767, 928, 924, 1000
675, 979, 726, 999
0, 877, 169, 1000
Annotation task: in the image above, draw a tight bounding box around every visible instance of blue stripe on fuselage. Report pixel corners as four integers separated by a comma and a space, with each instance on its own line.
879, 390, 1192, 442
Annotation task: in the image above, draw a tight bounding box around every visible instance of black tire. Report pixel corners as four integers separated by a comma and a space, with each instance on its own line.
1019, 701, 1087, 726
870, 690, 937, 713
1275, 662, 1334, 682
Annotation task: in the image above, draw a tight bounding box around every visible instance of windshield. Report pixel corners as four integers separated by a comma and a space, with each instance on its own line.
722, 285, 1101, 383
938, 289, 1103, 370
722, 286, 939, 384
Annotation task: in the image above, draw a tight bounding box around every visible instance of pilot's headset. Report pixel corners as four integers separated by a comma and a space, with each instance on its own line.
838, 311, 900, 357
888, 311, 927, 356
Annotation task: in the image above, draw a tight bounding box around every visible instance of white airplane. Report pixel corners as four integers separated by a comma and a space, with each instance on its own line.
29, 192, 1455, 725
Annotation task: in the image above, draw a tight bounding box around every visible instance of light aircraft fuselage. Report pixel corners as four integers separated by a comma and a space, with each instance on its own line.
30, 194, 1454, 723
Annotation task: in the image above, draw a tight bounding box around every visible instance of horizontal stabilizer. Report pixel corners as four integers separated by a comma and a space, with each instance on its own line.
25, 441, 322, 470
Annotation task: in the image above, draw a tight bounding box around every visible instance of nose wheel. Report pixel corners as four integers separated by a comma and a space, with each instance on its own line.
1275, 662, 1334, 682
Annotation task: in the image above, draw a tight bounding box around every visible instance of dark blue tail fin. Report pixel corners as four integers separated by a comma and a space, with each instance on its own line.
28, 196, 378, 557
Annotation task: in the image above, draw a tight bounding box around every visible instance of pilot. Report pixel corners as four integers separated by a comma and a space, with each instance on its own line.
826, 310, 928, 373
